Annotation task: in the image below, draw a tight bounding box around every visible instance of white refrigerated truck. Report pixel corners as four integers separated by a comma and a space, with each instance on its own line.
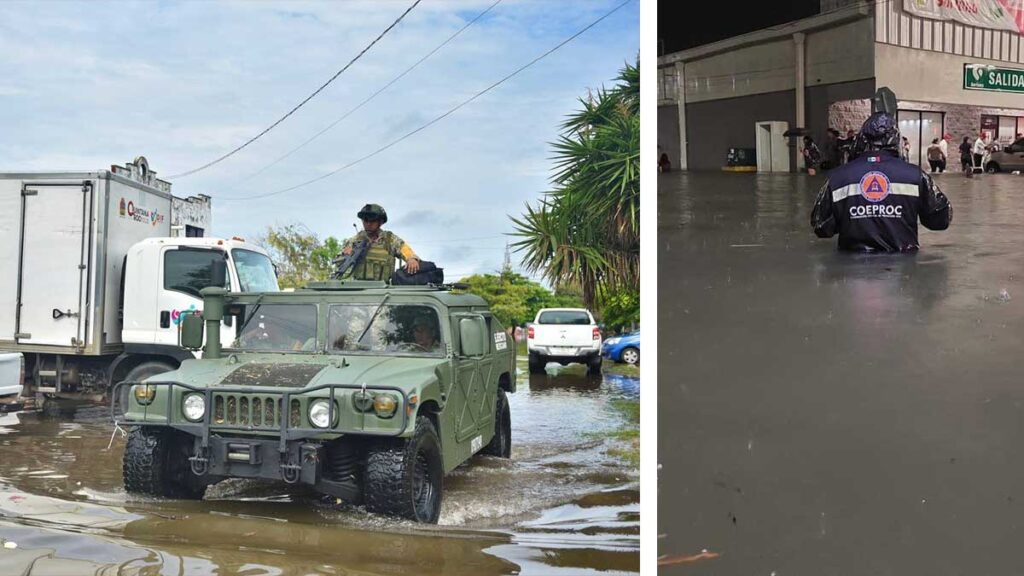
0, 157, 278, 406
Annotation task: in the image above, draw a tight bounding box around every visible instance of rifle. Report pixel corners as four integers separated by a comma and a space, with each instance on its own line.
332, 237, 370, 279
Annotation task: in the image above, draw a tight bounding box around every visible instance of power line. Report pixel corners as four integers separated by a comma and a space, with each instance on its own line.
167, 0, 422, 180
217, 0, 504, 196
219, 0, 635, 202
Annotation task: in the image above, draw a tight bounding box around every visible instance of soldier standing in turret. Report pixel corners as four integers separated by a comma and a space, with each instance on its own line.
337, 204, 421, 281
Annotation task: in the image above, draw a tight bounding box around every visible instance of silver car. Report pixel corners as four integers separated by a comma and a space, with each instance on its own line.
986, 138, 1024, 173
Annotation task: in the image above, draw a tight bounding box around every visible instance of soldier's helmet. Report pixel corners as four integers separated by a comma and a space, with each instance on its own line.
852, 112, 900, 159
357, 204, 388, 224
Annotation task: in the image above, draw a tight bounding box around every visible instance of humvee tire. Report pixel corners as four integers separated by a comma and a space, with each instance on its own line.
528, 353, 546, 374
123, 427, 205, 499
364, 416, 443, 523
481, 389, 511, 458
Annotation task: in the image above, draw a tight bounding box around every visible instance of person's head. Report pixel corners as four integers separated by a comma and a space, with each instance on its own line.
963, 136, 970, 144
412, 316, 438, 349
803, 135, 814, 145
932, 138, 939, 145
357, 204, 388, 235
851, 112, 900, 158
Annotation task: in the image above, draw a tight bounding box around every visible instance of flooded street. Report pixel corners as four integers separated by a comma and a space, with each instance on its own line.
0, 363, 639, 575
659, 171, 1024, 574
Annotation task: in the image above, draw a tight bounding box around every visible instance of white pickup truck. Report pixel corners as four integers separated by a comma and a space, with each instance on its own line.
527, 308, 602, 375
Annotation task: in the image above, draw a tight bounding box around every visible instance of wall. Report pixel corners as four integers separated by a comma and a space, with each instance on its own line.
805, 18, 875, 86
683, 39, 796, 103
807, 78, 877, 144
171, 195, 212, 236
876, 42, 1024, 108
685, 90, 797, 171
658, 105, 681, 171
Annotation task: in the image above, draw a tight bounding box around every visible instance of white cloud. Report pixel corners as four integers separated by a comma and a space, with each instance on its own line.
0, 0, 638, 281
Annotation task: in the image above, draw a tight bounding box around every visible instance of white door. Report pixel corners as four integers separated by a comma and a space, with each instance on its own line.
17, 184, 90, 347
756, 123, 773, 172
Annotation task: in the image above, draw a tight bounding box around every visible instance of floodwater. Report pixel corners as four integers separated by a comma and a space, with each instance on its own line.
659, 171, 1024, 574
0, 362, 639, 575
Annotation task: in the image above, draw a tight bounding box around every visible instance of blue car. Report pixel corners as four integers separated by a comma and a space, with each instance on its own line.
601, 331, 640, 365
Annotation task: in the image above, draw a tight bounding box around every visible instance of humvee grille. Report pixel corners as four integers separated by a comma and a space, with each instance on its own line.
213, 393, 282, 428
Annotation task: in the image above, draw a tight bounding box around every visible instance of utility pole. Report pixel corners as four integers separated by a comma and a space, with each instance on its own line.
502, 241, 512, 275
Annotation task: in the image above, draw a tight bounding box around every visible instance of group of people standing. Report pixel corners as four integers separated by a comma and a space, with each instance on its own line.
801, 128, 858, 174
805, 129, 1013, 178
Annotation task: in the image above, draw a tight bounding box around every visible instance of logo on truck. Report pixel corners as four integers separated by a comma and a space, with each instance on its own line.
119, 197, 166, 226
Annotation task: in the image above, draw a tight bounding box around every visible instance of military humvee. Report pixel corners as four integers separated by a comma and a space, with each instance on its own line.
115, 278, 515, 523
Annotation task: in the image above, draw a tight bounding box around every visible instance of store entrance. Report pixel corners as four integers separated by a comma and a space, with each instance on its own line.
898, 110, 944, 167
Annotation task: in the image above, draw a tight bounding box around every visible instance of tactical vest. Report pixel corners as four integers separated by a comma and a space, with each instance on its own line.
352, 231, 398, 282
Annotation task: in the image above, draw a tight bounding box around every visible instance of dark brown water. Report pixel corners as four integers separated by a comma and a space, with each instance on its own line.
0, 363, 639, 575
659, 171, 1024, 574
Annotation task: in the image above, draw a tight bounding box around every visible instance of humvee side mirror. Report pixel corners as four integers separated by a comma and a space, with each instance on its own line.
458, 317, 487, 357
180, 313, 204, 350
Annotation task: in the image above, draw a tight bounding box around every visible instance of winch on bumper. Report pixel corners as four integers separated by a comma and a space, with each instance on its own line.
113, 380, 412, 502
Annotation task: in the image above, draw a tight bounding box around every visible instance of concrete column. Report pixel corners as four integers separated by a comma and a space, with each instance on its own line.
794, 32, 806, 171
674, 61, 688, 171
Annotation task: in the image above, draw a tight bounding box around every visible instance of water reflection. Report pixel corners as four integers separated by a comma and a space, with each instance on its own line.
0, 365, 639, 575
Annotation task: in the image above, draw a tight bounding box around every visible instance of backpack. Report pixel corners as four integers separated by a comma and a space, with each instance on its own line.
391, 261, 444, 285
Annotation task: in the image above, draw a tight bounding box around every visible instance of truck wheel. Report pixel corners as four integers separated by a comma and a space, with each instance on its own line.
117, 361, 175, 417
364, 416, 443, 523
986, 162, 1000, 174
621, 347, 640, 365
123, 427, 205, 500
587, 354, 603, 375
528, 353, 546, 374
482, 389, 511, 458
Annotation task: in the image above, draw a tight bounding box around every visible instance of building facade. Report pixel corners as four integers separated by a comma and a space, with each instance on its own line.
112, 156, 212, 237
658, 0, 1024, 171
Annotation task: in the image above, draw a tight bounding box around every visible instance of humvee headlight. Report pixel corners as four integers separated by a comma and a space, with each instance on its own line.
134, 384, 156, 406
373, 394, 398, 419
309, 399, 334, 429
183, 393, 206, 422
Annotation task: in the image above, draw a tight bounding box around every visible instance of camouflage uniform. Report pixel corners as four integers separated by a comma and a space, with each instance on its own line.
340, 230, 418, 282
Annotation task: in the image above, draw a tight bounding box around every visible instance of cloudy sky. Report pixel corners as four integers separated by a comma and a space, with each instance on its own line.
0, 0, 639, 282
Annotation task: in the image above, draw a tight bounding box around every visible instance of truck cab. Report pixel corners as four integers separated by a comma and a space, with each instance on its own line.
123, 237, 278, 351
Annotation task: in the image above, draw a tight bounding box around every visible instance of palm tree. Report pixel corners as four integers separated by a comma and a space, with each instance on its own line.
511, 59, 639, 309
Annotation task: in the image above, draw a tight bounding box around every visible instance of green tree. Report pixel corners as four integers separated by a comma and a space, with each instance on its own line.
458, 271, 583, 328
255, 224, 341, 289
599, 289, 639, 333
510, 59, 639, 310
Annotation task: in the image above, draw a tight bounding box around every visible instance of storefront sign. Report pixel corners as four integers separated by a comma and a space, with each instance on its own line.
904, 0, 1024, 35
964, 64, 1024, 93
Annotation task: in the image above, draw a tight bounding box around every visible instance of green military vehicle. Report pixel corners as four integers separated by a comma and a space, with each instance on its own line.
115, 274, 515, 523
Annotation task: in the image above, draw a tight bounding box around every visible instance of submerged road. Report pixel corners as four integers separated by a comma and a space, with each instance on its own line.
659, 171, 1024, 574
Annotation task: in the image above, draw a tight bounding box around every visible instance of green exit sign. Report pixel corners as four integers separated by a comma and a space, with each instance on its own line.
964, 64, 1024, 94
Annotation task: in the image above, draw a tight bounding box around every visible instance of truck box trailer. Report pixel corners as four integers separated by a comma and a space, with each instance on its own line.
0, 157, 278, 404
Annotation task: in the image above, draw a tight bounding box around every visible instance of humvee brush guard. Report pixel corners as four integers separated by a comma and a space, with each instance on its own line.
115, 279, 515, 523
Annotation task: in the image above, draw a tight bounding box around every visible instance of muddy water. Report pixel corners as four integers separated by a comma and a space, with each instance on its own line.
0, 364, 639, 575
660, 172, 1024, 574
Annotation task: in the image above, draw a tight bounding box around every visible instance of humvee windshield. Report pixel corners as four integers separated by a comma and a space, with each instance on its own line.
231, 303, 317, 352
328, 304, 443, 356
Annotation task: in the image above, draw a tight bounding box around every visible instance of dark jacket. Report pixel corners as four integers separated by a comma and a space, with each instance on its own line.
811, 150, 952, 252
